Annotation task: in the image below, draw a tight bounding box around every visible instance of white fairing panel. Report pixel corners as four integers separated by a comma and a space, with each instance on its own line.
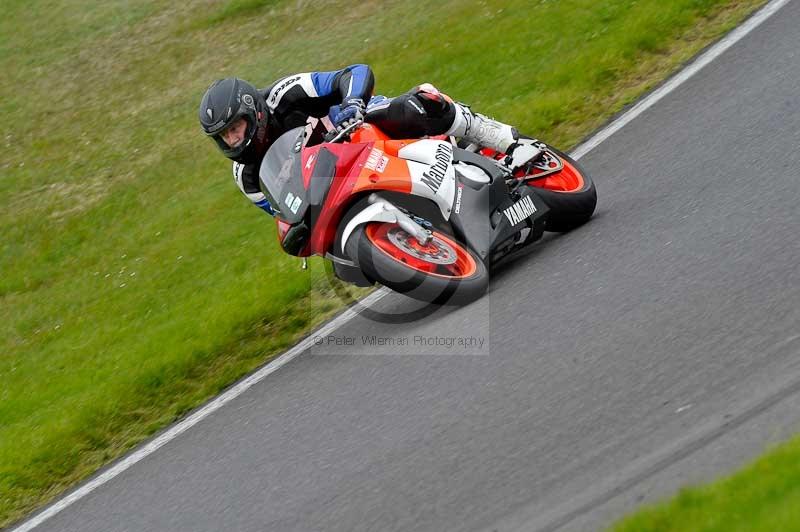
398, 140, 456, 219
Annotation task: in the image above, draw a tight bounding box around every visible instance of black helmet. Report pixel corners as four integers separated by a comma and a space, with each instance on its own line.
198, 78, 269, 163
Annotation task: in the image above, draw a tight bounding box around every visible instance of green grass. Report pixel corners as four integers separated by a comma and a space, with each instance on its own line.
611, 433, 800, 531
193, 0, 282, 29
0, 0, 768, 526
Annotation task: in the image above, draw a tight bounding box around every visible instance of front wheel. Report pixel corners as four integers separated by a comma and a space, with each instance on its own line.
345, 222, 489, 305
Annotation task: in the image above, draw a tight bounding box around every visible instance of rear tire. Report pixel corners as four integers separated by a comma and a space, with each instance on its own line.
526, 148, 597, 232
345, 223, 489, 305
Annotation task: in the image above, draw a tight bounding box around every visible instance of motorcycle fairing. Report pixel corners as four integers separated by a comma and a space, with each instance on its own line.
261, 126, 373, 256
445, 150, 550, 261
398, 140, 457, 220
262, 122, 550, 265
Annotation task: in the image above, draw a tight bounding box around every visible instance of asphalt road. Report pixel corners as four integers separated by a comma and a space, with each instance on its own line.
20, 2, 800, 531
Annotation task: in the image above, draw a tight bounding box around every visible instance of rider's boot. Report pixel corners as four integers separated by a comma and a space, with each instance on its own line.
445, 103, 543, 171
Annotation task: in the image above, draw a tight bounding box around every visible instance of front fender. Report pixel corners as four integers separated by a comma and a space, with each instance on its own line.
340, 201, 400, 255
340, 195, 433, 255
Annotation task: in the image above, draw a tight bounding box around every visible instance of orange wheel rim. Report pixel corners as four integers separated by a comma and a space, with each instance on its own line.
365, 223, 477, 279
521, 158, 585, 193
479, 147, 586, 193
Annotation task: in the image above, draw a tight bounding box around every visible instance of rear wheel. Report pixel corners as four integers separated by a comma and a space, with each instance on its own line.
345, 222, 489, 305
522, 148, 597, 232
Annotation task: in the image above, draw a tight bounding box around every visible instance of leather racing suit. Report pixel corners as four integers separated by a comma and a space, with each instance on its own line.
232, 64, 459, 215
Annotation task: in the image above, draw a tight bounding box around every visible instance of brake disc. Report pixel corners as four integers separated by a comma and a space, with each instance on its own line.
386, 227, 457, 265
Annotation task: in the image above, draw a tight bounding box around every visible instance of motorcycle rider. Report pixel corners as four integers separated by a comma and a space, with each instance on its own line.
198, 64, 541, 215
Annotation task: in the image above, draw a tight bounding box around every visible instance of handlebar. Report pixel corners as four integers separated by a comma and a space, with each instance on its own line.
324, 120, 364, 144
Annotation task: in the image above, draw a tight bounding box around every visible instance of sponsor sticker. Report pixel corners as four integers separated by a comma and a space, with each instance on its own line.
305, 153, 316, 170
421, 143, 453, 193
408, 99, 425, 115
290, 196, 302, 214
269, 75, 301, 105
285, 192, 303, 214
365, 148, 388, 172
503, 195, 537, 226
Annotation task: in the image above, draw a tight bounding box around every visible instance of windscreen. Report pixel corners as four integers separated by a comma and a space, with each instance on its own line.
258, 127, 308, 224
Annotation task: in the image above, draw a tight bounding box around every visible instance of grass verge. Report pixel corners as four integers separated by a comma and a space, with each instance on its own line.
0, 0, 768, 526
611, 433, 800, 531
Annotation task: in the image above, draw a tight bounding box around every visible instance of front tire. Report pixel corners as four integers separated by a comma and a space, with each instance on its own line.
345, 222, 489, 305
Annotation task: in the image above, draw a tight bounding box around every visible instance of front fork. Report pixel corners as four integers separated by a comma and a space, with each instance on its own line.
340, 194, 432, 255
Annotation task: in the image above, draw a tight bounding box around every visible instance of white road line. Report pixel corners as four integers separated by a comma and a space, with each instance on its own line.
11, 289, 390, 532
10, 1, 791, 529
570, 0, 792, 161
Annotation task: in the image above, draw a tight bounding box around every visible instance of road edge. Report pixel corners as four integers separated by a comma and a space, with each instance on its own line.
8, 0, 791, 529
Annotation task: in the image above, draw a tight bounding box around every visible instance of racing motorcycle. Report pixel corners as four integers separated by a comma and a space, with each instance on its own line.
259, 118, 596, 304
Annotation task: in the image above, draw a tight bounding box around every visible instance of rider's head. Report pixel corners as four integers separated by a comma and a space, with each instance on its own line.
198, 78, 269, 164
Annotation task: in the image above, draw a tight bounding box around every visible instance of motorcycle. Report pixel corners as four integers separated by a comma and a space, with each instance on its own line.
259, 118, 596, 305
